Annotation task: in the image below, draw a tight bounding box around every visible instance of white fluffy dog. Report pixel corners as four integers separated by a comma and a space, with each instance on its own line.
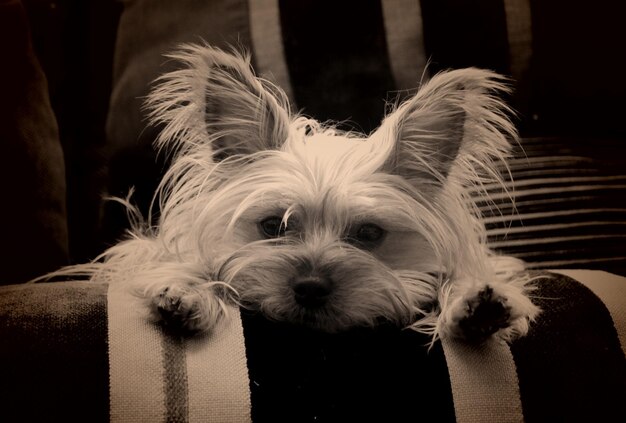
49, 45, 540, 343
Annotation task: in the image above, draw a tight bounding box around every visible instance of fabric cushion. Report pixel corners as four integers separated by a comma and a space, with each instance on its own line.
1, 271, 625, 422
479, 137, 626, 276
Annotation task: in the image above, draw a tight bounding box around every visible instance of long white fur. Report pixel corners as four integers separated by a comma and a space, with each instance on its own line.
41, 44, 540, 341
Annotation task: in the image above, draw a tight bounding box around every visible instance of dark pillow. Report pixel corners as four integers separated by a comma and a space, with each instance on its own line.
0, 0, 68, 284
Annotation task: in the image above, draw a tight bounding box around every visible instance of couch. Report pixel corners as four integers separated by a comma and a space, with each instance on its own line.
1, 0, 625, 421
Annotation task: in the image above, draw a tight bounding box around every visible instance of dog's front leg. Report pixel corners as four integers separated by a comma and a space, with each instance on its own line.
132, 262, 231, 334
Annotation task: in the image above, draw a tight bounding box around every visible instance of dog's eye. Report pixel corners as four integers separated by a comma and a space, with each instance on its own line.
259, 216, 287, 238
348, 223, 386, 247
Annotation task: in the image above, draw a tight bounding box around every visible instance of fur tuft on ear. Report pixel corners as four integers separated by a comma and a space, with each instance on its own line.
145, 43, 292, 161
374, 68, 517, 190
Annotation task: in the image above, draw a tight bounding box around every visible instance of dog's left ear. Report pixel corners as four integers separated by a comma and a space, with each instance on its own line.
373, 68, 515, 187
147, 44, 292, 160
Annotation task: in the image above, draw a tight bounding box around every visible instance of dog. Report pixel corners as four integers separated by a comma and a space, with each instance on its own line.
54, 44, 540, 343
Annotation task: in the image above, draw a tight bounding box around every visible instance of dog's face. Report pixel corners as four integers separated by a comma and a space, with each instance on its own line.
148, 46, 515, 331
207, 130, 441, 331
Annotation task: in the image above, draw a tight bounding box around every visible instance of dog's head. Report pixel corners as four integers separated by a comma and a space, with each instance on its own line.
146, 45, 516, 331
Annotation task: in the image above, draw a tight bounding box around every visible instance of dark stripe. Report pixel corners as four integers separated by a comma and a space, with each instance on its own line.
162, 333, 189, 423
510, 274, 626, 422
420, 0, 510, 75
526, 0, 626, 138
0, 282, 109, 422
241, 311, 456, 422
279, 0, 396, 133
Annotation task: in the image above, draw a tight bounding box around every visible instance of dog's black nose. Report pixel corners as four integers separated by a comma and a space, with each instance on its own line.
290, 275, 333, 307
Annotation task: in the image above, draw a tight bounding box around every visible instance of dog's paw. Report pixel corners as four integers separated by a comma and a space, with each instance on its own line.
442, 282, 539, 343
149, 283, 224, 334
457, 286, 512, 342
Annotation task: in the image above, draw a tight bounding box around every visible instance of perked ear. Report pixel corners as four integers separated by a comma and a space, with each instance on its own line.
374, 68, 516, 187
146, 44, 292, 161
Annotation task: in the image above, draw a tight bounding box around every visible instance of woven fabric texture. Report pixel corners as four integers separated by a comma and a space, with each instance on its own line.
1, 272, 625, 422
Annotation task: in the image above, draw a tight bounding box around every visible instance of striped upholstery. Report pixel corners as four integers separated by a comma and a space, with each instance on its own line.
1, 274, 625, 422
480, 137, 626, 275
107, 282, 251, 422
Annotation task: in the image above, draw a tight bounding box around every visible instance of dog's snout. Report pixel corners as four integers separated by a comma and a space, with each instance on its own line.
290, 275, 333, 307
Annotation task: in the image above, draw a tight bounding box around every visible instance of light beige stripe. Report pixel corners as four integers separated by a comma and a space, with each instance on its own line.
248, 0, 294, 102
501, 156, 595, 168
108, 283, 166, 423
551, 270, 626, 356
500, 167, 604, 179
381, 0, 428, 90
473, 185, 626, 202
477, 196, 597, 212
489, 234, 626, 248
442, 337, 524, 423
503, 0, 532, 85
472, 175, 626, 191
186, 307, 252, 423
482, 208, 626, 224
486, 220, 626, 236
523, 257, 626, 267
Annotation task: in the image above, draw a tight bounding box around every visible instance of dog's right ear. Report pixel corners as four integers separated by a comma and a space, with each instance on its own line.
371, 68, 515, 192
146, 44, 292, 161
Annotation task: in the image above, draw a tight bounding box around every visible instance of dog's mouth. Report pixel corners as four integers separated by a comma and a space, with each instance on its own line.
229, 271, 423, 332
235, 294, 348, 332
222, 259, 425, 333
